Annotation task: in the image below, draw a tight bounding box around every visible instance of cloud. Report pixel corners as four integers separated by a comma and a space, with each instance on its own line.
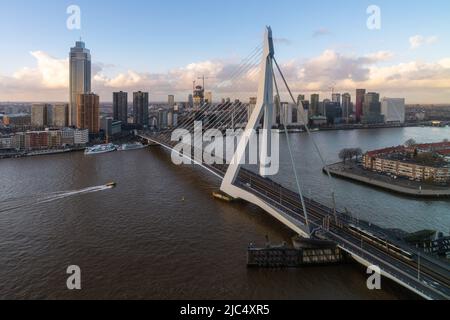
312, 28, 332, 38
409, 35, 438, 49
0, 48, 449, 103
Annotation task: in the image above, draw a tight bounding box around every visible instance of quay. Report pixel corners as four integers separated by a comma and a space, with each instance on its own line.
325, 162, 450, 198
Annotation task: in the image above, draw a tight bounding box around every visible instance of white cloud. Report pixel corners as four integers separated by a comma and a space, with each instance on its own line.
0, 48, 449, 103
409, 35, 438, 49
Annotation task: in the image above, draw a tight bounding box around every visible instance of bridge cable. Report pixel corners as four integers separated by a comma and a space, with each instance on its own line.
273, 57, 338, 220
272, 65, 311, 232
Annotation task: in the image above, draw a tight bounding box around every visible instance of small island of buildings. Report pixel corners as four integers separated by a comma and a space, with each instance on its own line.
327, 141, 450, 198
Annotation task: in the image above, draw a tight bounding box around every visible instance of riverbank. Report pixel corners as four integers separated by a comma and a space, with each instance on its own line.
325, 162, 450, 198
0, 147, 85, 159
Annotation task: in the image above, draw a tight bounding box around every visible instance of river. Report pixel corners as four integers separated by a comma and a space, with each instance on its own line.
0, 127, 448, 299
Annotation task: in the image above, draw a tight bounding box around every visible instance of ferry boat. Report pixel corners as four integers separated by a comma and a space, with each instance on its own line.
118, 142, 146, 151
84, 143, 117, 155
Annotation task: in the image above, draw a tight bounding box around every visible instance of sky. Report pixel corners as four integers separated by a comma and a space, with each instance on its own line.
0, 0, 449, 103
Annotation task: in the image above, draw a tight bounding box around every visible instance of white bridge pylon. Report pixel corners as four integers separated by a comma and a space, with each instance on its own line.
220, 26, 310, 238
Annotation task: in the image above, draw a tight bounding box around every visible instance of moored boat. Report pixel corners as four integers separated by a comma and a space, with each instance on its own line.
118, 142, 146, 151
84, 143, 117, 155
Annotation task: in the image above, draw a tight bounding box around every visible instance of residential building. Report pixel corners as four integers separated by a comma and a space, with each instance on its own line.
133, 91, 149, 127
76, 93, 100, 134
113, 91, 128, 124
53, 104, 69, 127
31, 104, 50, 127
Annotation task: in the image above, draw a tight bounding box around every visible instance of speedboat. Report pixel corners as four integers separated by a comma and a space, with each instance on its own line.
106, 182, 117, 188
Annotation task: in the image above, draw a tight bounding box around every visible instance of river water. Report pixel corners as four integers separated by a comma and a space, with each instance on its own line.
0, 127, 448, 299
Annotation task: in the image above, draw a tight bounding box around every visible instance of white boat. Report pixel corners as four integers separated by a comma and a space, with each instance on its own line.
84, 143, 117, 155
118, 142, 146, 151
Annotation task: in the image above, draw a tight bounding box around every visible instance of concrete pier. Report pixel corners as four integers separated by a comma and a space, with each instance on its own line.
325, 162, 450, 198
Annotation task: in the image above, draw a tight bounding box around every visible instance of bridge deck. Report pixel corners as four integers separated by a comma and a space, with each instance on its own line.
139, 133, 450, 300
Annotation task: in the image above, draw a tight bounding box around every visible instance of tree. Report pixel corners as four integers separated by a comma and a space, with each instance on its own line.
339, 149, 349, 164
404, 139, 417, 147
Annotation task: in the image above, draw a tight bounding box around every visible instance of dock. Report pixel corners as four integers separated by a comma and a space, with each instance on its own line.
247, 237, 345, 268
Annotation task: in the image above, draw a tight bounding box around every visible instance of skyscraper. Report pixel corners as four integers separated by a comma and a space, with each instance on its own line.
355, 89, 366, 122
342, 93, 352, 120
310, 94, 320, 116
133, 91, 149, 127
70, 41, 91, 126
113, 91, 128, 124
248, 97, 257, 121
76, 93, 99, 134
168, 95, 175, 106
31, 103, 50, 127
332, 93, 341, 105
362, 92, 384, 124
53, 104, 69, 127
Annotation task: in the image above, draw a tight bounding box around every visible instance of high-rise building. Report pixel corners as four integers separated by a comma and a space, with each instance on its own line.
188, 94, 194, 108
69, 41, 91, 126
193, 85, 204, 107
158, 109, 168, 130
248, 97, 257, 121
310, 94, 320, 116
133, 91, 149, 127
76, 93, 99, 134
204, 92, 213, 104
362, 92, 384, 124
113, 91, 128, 124
281, 103, 293, 125
31, 103, 50, 127
342, 93, 352, 120
324, 101, 342, 124
168, 95, 175, 106
296, 95, 308, 123
355, 89, 366, 122
332, 93, 341, 105
381, 98, 406, 123
274, 95, 281, 125
53, 104, 69, 127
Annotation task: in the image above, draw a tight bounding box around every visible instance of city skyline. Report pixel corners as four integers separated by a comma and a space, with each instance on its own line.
0, 0, 450, 103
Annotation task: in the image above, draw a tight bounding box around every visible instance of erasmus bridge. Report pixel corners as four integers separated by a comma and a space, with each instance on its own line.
138, 27, 450, 300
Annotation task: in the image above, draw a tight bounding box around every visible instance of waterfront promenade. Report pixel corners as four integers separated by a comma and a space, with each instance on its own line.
326, 162, 450, 198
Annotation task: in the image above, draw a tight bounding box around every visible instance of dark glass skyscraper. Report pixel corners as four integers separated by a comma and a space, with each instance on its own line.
113, 91, 128, 124
70, 41, 91, 126
355, 89, 366, 122
133, 91, 149, 127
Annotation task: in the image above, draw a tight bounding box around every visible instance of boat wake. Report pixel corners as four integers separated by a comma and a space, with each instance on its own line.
0, 185, 114, 213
